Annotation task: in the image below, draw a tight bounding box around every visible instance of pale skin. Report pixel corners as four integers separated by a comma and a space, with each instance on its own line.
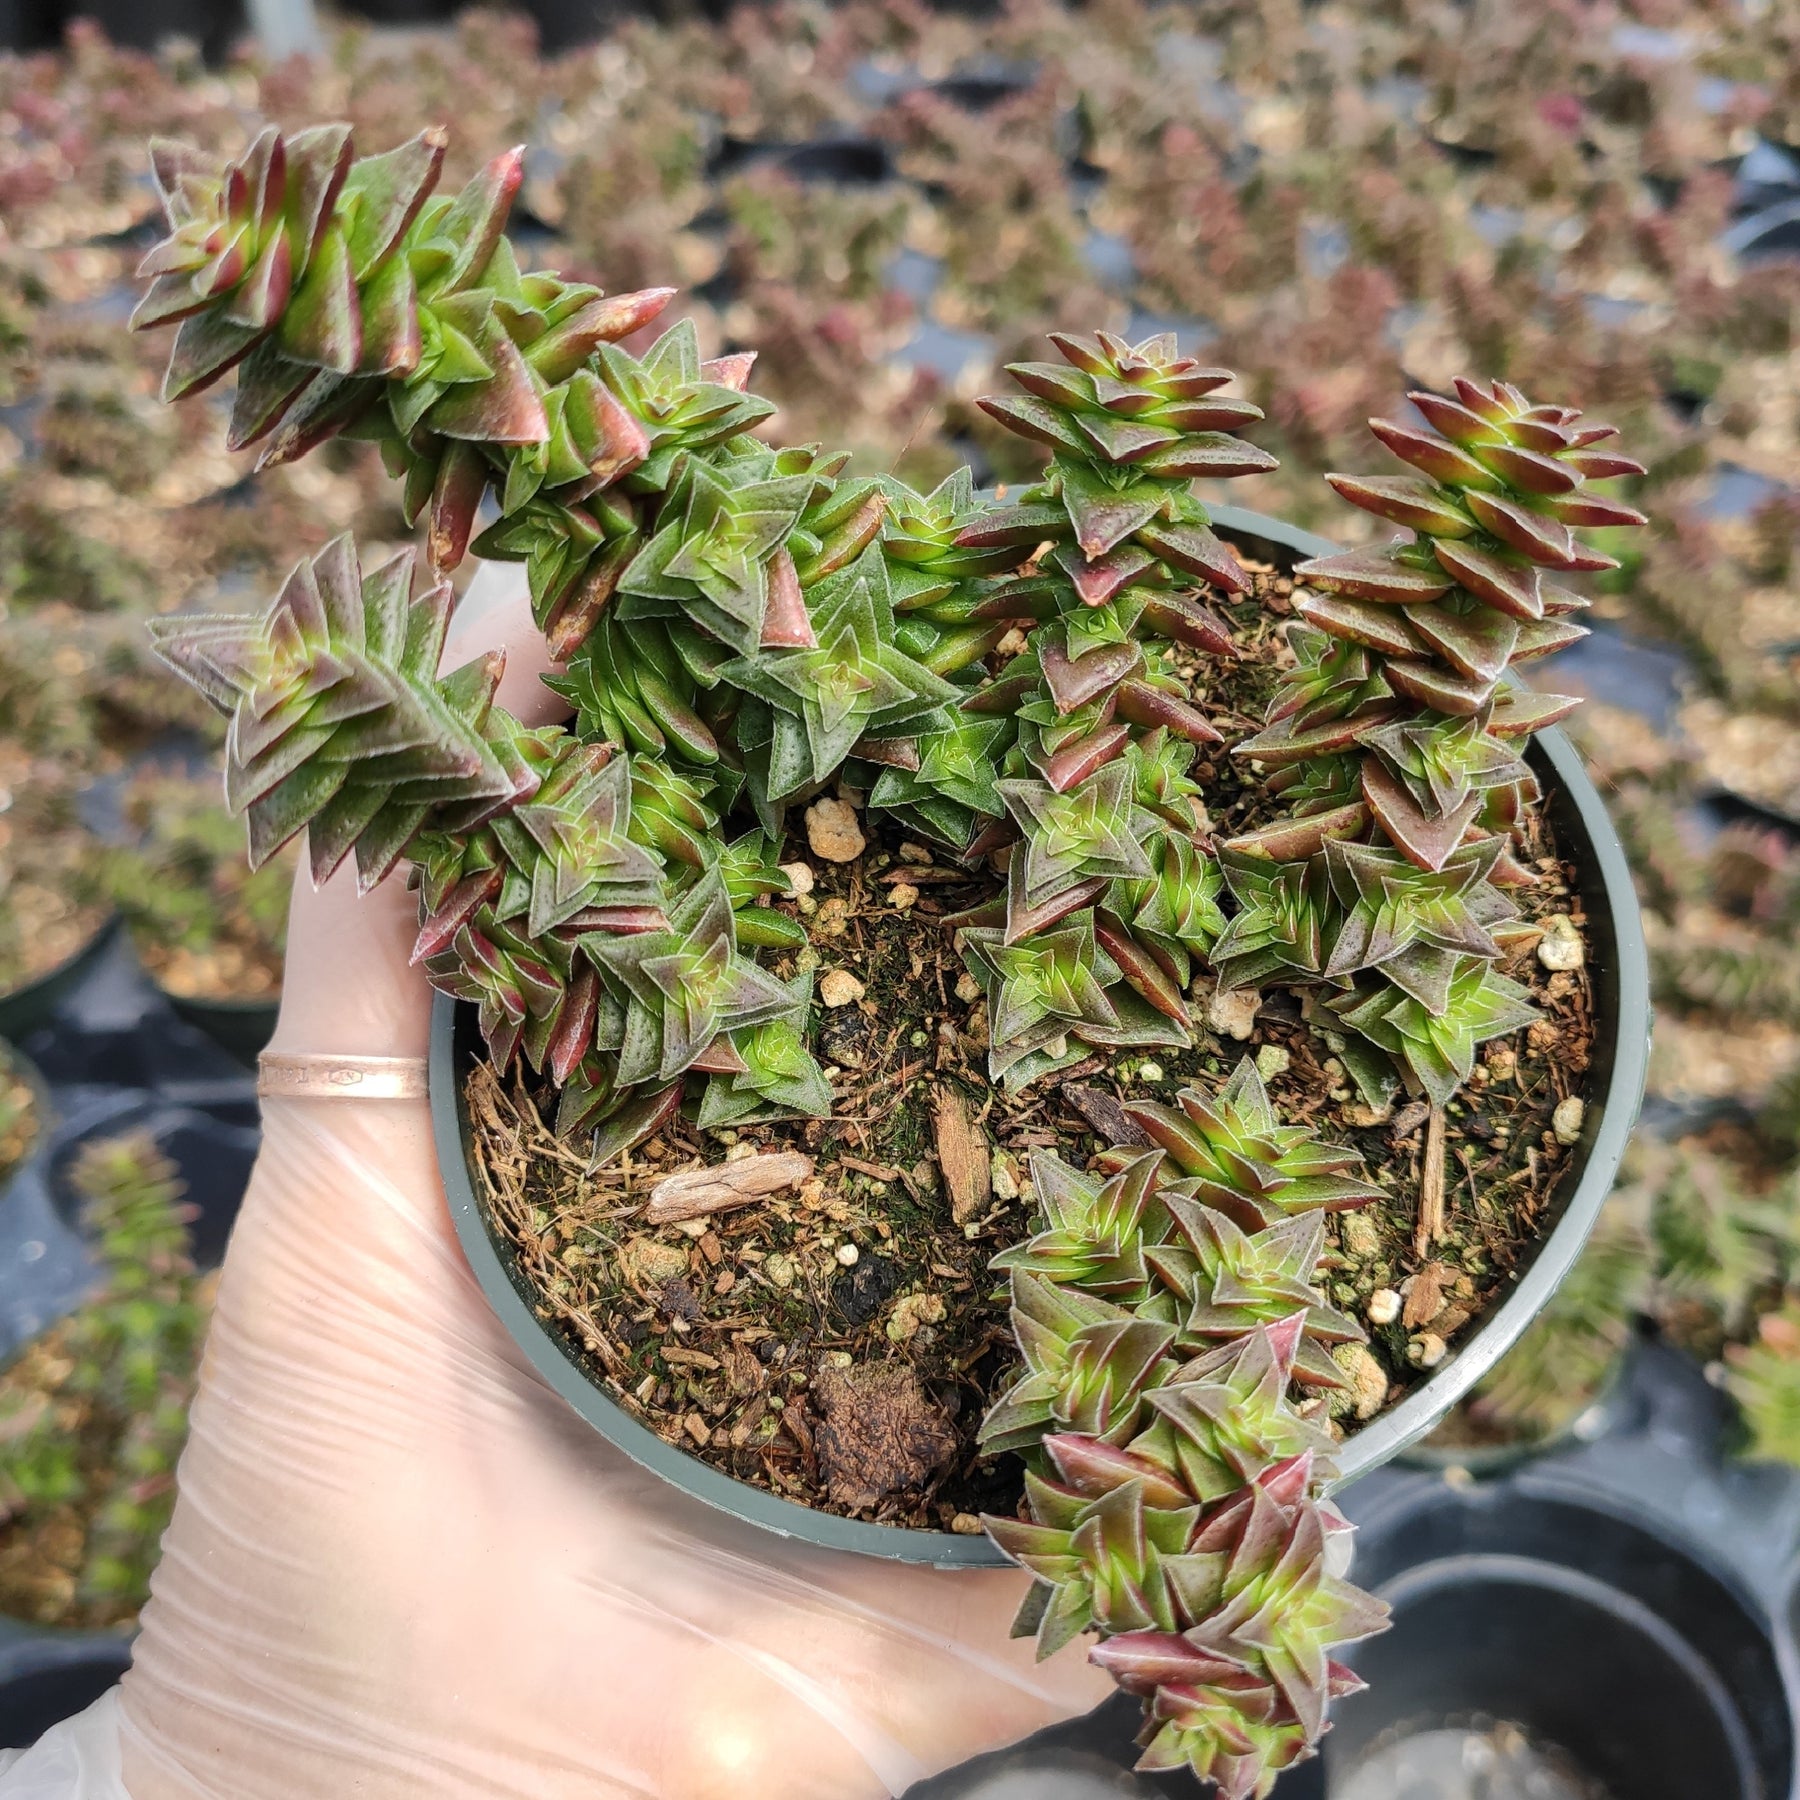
116, 566, 1111, 1800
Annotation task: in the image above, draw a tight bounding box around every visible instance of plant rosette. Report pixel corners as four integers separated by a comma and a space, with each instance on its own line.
130, 120, 1649, 1797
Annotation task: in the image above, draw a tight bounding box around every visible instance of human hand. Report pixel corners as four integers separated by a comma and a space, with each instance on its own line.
115, 562, 1112, 1800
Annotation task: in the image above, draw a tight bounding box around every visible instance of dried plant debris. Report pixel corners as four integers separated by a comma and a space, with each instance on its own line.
468, 773, 1591, 1529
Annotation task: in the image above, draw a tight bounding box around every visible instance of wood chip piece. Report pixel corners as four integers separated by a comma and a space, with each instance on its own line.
933, 1084, 991, 1223
1402, 1261, 1454, 1330
1065, 1085, 1153, 1147
812, 1362, 957, 1511
643, 1151, 816, 1224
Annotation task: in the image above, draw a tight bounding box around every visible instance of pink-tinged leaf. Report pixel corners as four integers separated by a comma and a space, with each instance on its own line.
530, 287, 676, 383
427, 440, 488, 572
437, 146, 525, 293
1156, 395, 1265, 432
1054, 540, 1155, 607
1135, 435, 1278, 479
304, 783, 387, 885
1293, 591, 1425, 658
1362, 762, 1479, 871
1073, 410, 1180, 464
275, 225, 362, 374
1003, 876, 1111, 945
1222, 801, 1369, 860
582, 376, 653, 484
1294, 547, 1453, 604
1136, 519, 1250, 592
1462, 489, 1579, 568
1561, 544, 1620, 572
1477, 442, 1577, 495
1384, 657, 1496, 714
1542, 491, 1648, 529
1409, 390, 1504, 447
193, 232, 250, 300
130, 271, 210, 332
1368, 418, 1499, 489
700, 348, 756, 389
954, 502, 1068, 550
1138, 591, 1236, 656
147, 137, 217, 217
1115, 678, 1223, 744
427, 333, 550, 444
1009, 359, 1094, 411
1510, 616, 1588, 662
1095, 919, 1191, 1025
1505, 417, 1576, 456
357, 250, 422, 375
411, 868, 504, 963
583, 1079, 685, 1156
338, 126, 446, 279
253, 372, 377, 468
225, 345, 316, 449
977, 393, 1086, 454
960, 667, 1039, 715
1235, 709, 1391, 765
1325, 473, 1476, 537
1487, 689, 1581, 736
547, 965, 601, 1083
1041, 638, 1142, 713
1064, 484, 1161, 560
237, 126, 284, 234
223, 229, 292, 331
851, 735, 921, 772
689, 1034, 751, 1076
1430, 539, 1544, 619
542, 536, 635, 662
1452, 376, 1511, 422
1538, 581, 1589, 616
282, 124, 355, 273
1037, 723, 1132, 791
1562, 449, 1645, 480
759, 548, 815, 648
161, 308, 264, 400
1401, 600, 1519, 683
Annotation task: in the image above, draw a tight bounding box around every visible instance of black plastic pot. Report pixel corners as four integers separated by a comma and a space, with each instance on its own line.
161, 992, 279, 1069
0, 1621, 130, 1751
432, 504, 1651, 1568
0, 918, 120, 1046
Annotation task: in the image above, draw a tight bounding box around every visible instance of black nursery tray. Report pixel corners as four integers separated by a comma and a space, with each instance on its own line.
0, 930, 258, 1358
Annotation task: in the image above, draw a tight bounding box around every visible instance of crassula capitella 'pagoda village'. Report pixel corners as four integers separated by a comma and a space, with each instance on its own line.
135, 123, 1647, 1795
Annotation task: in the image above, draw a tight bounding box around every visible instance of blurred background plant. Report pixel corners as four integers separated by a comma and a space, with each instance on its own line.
103, 768, 292, 1003
0, 1133, 208, 1628
5, 0, 1800, 1602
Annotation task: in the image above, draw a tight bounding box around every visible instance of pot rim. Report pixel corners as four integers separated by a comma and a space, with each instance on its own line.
432, 503, 1650, 1567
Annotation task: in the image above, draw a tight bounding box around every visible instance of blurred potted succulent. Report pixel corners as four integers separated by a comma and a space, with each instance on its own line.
0, 1133, 206, 1630
102, 768, 293, 1063
130, 121, 1652, 1795
0, 1040, 44, 1194
0, 752, 112, 1042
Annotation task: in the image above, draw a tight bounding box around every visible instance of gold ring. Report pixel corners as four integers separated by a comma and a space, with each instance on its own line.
256, 1052, 430, 1101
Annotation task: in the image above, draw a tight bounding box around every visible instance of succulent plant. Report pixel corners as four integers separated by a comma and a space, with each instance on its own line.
694, 969, 833, 1129
1127, 1316, 1339, 1504
1727, 1305, 1800, 1468
581, 869, 798, 1088
984, 1432, 1205, 1658
1142, 1202, 1366, 1390
0, 1132, 204, 1627
1093, 1453, 1388, 1798
1329, 955, 1537, 1110
1123, 1060, 1385, 1231
993, 1151, 1168, 1300
979, 1272, 1180, 1458
147, 534, 512, 888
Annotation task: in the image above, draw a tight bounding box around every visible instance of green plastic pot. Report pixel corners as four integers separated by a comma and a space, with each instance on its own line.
431, 504, 1652, 1567
0, 917, 119, 1044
